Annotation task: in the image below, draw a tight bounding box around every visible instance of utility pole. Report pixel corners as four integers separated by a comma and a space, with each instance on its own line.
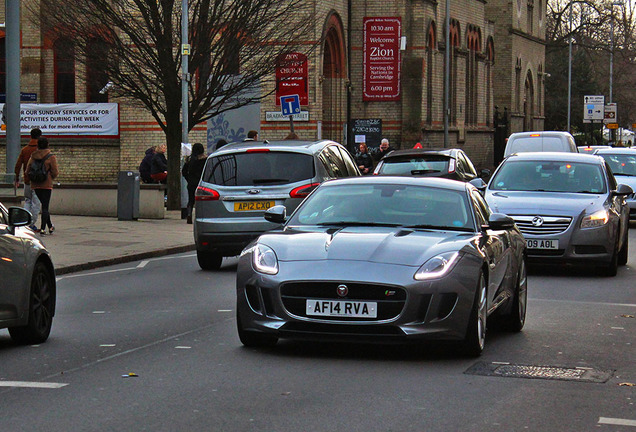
443, 0, 450, 148
181, 0, 189, 146
4, 0, 20, 184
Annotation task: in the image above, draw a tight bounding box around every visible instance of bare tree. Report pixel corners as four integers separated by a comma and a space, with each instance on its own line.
31, 0, 317, 209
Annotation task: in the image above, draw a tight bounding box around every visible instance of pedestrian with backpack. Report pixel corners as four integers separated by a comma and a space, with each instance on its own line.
26, 137, 59, 235
13, 128, 43, 231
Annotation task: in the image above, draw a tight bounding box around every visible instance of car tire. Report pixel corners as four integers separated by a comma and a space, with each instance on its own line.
197, 251, 223, 270
618, 228, 629, 266
8, 261, 55, 345
602, 232, 620, 277
236, 311, 278, 348
460, 273, 487, 357
500, 257, 527, 332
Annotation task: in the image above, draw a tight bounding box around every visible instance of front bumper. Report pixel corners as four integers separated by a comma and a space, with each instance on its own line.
236, 254, 483, 344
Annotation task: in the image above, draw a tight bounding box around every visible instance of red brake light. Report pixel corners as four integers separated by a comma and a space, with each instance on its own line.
195, 186, 220, 201
290, 182, 320, 198
530, 134, 541, 137
246, 148, 270, 153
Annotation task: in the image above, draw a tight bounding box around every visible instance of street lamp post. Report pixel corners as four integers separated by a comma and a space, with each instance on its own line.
567, 1, 573, 133
609, 1, 623, 143
443, 0, 450, 148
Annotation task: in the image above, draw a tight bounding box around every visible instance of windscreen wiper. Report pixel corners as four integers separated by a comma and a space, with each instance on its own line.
411, 169, 440, 175
316, 221, 402, 227
252, 178, 290, 184
405, 224, 473, 232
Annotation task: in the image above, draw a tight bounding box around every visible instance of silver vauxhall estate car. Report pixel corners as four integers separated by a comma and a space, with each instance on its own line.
485, 152, 632, 276
194, 140, 360, 270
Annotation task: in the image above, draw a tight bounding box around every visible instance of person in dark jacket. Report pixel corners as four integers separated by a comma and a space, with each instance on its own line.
354, 142, 374, 175
372, 138, 395, 162
150, 144, 168, 183
27, 137, 59, 235
182, 143, 207, 224
138, 146, 156, 183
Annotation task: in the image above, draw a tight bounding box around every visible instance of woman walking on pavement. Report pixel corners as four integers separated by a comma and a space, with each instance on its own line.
27, 137, 59, 235
182, 142, 207, 224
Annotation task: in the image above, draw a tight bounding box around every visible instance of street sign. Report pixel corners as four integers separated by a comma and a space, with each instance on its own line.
583, 95, 605, 123
280, 94, 300, 116
604, 103, 617, 124
607, 123, 619, 129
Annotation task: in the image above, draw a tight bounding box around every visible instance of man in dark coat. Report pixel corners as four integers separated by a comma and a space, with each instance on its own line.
139, 146, 156, 183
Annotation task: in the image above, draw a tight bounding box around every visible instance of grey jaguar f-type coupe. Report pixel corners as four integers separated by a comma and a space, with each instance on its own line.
236, 176, 527, 356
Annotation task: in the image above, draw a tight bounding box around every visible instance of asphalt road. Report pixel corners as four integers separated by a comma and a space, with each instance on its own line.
0, 242, 635, 431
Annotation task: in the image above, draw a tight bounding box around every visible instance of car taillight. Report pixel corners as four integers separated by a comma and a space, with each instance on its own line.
448, 158, 456, 174
290, 182, 320, 198
195, 186, 220, 201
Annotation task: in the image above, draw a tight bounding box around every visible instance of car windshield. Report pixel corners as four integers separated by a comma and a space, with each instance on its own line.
378, 155, 449, 176
598, 154, 636, 176
490, 160, 607, 193
288, 183, 474, 231
202, 151, 315, 186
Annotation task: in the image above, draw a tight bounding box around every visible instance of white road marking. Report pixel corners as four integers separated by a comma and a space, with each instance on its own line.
175, 346, 191, 349
531, 299, 636, 308
218, 309, 232, 313
92, 311, 106, 314
100, 344, 116, 347
0, 381, 68, 389
598, 417, 636, 427
56, 253, 197, 281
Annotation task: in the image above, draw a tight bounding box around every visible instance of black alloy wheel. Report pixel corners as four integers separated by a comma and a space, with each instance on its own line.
9, 261, 55, 344
500, 257, 528, 332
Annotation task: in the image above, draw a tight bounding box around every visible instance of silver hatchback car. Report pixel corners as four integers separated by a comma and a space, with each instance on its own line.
194, 140, 360, 270
0, 203, 56, 343
485, 152, 632, 276
594, 147, 636, 220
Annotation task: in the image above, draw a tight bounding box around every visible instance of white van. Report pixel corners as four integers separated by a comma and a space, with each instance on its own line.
504, 131, 578, 158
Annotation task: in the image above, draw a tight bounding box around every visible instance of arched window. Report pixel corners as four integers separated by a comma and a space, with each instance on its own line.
86, 38, 109, 102
54, 37, 75, 103
0, 36, 5, 95
486, 38, 495, 126
426, 22, 436, 125
465, 26, 481, 125
449, 20, 460, 125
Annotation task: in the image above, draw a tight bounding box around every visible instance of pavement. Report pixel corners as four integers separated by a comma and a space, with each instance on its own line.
36, 211, 196, 275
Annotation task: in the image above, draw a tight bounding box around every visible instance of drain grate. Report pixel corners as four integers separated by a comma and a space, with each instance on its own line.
465, 362, 613, 383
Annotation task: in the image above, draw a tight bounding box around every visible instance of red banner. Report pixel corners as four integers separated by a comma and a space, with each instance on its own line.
275, 52, 308, 106
363, 17, 401, 101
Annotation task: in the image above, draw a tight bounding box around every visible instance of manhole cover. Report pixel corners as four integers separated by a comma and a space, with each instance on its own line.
465, 362, 613, 383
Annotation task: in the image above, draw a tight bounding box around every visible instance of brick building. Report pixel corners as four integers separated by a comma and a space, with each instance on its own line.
1, 0, 545, 182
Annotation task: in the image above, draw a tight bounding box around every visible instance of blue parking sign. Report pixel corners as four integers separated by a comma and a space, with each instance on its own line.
280, 95, 301, 116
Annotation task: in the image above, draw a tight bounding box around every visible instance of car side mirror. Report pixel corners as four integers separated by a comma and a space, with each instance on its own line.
487, 213, 515, 231
264, 205, 287, 224
469, 177, 487, 191
613, 184, 633, 196
480, 169, 491, 179
7, 207, 32, 234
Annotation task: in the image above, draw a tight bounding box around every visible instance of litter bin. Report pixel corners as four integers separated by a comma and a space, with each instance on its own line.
117, 170, 140, 220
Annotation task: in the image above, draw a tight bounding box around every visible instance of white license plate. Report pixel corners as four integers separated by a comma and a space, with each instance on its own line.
306, 299, 378, 318
526, 239, 559, 249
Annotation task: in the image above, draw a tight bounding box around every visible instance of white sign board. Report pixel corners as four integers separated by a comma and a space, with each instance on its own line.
265, 111, 309, 122
604, 103, 617, 124
583, 95, 605, 123
0, 103, 119, 135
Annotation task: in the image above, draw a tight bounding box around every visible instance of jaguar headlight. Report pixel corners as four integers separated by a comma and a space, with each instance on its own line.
252, 244, 279, 275
581, 209, 609, 229
414, 252, 460, 280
